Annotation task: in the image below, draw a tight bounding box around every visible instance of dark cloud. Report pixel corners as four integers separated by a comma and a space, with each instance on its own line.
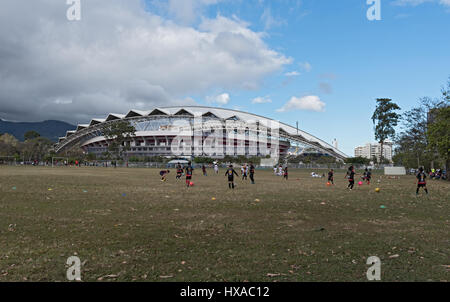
0, 0, 290, 124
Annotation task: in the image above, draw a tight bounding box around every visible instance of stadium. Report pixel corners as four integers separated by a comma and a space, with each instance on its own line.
55, 106, 348, 160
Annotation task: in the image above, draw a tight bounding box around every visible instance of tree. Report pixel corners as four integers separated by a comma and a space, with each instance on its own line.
346, 156, 371, 166
101, 121, 136, 160
395, 103, 429, 168
427, 106, 450, 175
372, 98, 401, 162
427, 80, 450, 178
24, 130, 41, 141
19, 137, 53, 162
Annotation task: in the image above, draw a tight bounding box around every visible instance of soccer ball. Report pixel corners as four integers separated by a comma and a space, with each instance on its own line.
190, 182, 194, 187
358, 181, 363, 186
326, 182, 331, 186
375, 188, 380, 193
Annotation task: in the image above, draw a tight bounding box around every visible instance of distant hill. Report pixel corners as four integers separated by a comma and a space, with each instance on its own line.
0, 119, 75, 142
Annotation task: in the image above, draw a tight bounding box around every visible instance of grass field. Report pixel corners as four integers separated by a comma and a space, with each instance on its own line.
0, 166, 448, 282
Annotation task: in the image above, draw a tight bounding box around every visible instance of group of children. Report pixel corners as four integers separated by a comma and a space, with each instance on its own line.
160, 162, 257, 189
226, 163, 256, 189
161, 163, 429, 195
343, 166, 428, 195
159, 162, 194, 187
344, 166, 372, 190
274, 165, 289, 180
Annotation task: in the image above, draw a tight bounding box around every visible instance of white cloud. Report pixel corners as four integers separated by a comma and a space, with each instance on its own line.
284, 71, 300, 77
277, 95, 326, 112
298, 62, 312, 72
0, 0, 291, 123
208, 93, 230, 105
252, 96, 272, 104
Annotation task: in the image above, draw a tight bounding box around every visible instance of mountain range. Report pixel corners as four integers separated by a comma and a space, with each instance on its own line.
0, 119, 75, 142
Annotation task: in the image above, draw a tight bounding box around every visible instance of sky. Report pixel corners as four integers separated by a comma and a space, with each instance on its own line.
0, 0, 449, 156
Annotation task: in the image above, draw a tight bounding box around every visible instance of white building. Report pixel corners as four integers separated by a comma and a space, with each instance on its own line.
56, 106, 349, 160
354, 141, 393, 162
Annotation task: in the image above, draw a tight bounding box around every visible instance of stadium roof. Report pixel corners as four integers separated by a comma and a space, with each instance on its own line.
56, 106, 349, 159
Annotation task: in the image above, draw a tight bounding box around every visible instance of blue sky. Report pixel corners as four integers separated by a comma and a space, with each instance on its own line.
145, 0, 450, 155
1, 0, 449, 156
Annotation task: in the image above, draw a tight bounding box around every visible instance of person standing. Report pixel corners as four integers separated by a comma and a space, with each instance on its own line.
242, 164, 248, 180
249, 162, 255, 184
225, 165, 239, 189
283, 166, 288, 180
416, 167, 429, 195
202, 164, 207, 176
176, 163, 183, 180
214, 163, 219, 174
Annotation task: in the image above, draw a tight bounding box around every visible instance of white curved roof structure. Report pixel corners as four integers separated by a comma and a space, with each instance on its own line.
55, 106, 348, 159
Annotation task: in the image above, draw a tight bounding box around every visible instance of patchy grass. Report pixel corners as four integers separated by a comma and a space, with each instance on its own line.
0, 166, 448, 282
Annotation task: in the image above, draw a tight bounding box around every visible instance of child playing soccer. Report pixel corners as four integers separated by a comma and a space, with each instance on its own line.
416, 167, 429, 195
283, 166, 288, 180
185, 163, 194, 188
160, 170, 170, 182
328, 169, 334, 185
366, 169, 372, 185
176, 163, 183, 180
347, 166, 355, 190
362, 168, 368, 182
225, 165, 239, 189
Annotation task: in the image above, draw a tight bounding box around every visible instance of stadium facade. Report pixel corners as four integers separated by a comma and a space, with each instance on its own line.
55, 106, 348, 160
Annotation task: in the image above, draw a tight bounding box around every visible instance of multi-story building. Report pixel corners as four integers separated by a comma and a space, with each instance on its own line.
354, 141, 393, 162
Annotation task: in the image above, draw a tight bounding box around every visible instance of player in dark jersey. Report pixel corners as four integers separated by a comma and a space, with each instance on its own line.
347, 166, 356, 190
362, 168, 368, 182
160, 170, 170, 182
366, 169, 372, 185
225, 165, 239, 189
328, 169, 334, 185
249, 162, 255, 184
176, 163, 183, 180
185, 162, 194, 187
283, 166, 288, 180
416, 167, 428, 195
202, 164, 207, 176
